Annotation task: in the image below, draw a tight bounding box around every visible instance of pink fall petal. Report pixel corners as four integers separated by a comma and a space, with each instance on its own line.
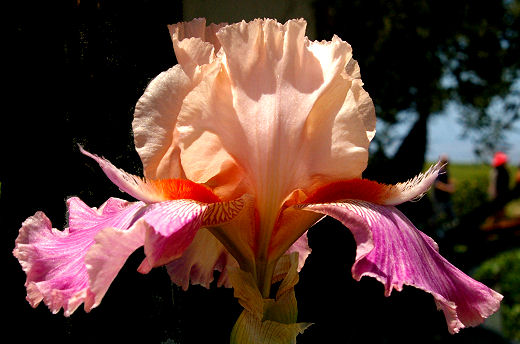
165, 230, 310, 291
166, 228, 239, 290
94, 195, 249, 290
13, 197, 145, 316
300, 200, 503, 333
135, 199, 209, 273
14, 194, 247, 315
85, 198, 222, 310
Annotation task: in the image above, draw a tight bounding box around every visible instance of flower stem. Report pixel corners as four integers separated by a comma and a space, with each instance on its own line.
256, 259, 276, 298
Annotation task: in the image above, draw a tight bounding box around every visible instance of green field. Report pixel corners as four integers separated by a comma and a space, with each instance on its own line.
427, 162, 519, 218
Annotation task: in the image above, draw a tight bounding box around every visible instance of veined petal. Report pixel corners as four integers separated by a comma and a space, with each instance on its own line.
176, 18, 375, 213
80, 147, 221, 204
303, 162, 443, 206
136, 196, 250, 274
299, 200, 502, 333
13, 197, 144, 316
166, 228, 239, 290
164, 192, 256, 290
165, 195, 257, 290
135, 199, 209, 273
80, 146, 164, 203
168, 18, 226, 77
87, 197, 249, 309
133, 20, 227, 181
132, 65, 191, 180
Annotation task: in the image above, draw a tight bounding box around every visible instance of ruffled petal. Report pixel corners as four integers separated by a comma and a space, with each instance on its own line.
133, 19, 226, 181
166, 228, 238, 290
81, 197, 249, 312
13, 197, 144, 316
135, 196, 249, 274
168, 18, 225, 76
135, 199, 210, 273
132, 65, 192, 180
84, 220, 148, 311
299, 200, 503, 333
176, 18, 376, 210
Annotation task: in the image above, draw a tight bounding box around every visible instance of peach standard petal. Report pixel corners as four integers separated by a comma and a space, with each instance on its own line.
133, 19, 225, 181
174, 20, 376, 268
177, 19, 375, 205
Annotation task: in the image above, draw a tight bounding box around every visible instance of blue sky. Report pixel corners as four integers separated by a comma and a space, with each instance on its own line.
376, 107, 520, 166
426, 104, 520, 165
378, 78, 520, 165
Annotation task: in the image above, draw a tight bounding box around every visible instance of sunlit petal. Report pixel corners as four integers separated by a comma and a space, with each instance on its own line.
176, 18, 376, 209
300, 200, 503, 333
134, 19, 226, 181
304, 163, 443, 206
168, 18, 225, 76
166, 228, 238, 290
80, 146, 164, 203
135, 199, 210, 273
13, 197, 144, 315
136, 196, 250, 273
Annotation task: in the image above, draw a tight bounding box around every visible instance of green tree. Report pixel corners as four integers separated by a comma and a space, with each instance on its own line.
314, 0, 520, 181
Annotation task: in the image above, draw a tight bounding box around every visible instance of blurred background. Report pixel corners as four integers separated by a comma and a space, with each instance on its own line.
2, 0, 519, 343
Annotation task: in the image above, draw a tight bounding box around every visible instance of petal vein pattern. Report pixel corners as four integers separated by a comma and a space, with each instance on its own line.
80, 146, 164, 203
166, 228, 239, 290
300, 200, 503, 333
13, 198, 145, 316
136, 199, 208, 272
203, 197, 246, 225
175, 18, 376, 212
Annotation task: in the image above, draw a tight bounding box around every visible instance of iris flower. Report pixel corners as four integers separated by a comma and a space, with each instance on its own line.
14, 18, 501, 343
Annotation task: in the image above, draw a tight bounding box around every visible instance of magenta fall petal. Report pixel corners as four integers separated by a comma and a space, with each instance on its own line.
13, 197, 145, 316
14, 191, 249, 315
12, 18, 503, 341
301, 200, 503, 334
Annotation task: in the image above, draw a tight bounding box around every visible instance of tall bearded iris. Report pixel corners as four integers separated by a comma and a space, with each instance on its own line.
14, 18, 501, 343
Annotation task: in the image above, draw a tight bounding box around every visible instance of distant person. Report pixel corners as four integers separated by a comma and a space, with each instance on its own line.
489, 152, 510, 200
433, 154, 456, 225
512, 162, 519, 196
489, 151, 510, 222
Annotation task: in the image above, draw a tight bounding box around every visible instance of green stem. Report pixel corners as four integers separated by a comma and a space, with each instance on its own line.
256, 259, 276, 298
255, 204, 279, 298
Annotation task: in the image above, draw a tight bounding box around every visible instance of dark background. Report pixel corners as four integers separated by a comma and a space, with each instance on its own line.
2, 1, 518, 343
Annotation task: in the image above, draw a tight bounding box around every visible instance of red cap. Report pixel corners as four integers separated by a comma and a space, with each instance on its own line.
492, 151, 508, 167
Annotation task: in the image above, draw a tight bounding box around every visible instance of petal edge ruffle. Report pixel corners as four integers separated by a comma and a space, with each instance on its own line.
300, 200, 502, 333
13, 198, 145, 315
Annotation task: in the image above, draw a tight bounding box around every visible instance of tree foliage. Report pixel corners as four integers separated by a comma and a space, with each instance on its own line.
314, 0, 520, 178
